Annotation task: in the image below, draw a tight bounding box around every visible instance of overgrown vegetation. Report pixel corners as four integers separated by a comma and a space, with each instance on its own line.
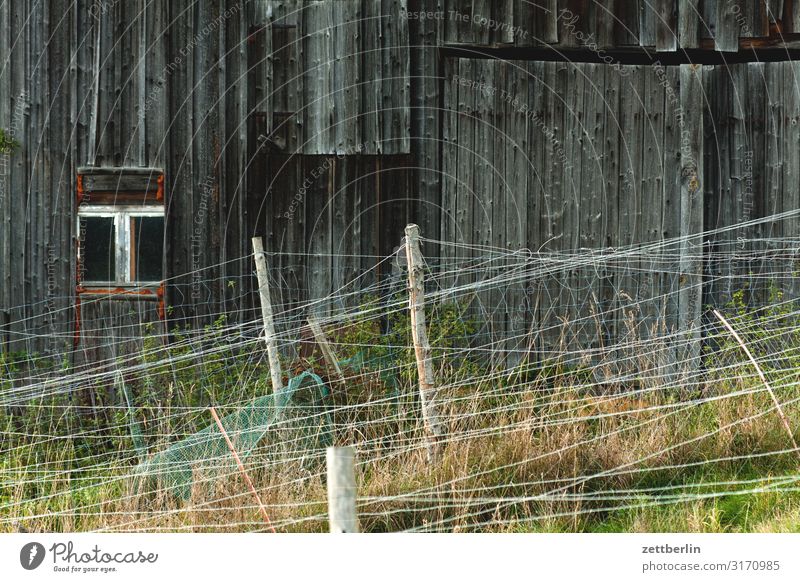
2, 297, 800, 532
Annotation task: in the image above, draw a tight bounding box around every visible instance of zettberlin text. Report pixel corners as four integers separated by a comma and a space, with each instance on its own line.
642, 544, 701, 554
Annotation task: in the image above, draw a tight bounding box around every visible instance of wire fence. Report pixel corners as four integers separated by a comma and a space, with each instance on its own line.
3, 218, 800, 532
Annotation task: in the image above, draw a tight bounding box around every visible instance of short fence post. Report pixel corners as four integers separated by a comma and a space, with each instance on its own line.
404, 224, 445, 462
252, 237, 283, 397
326, 446, 359, 533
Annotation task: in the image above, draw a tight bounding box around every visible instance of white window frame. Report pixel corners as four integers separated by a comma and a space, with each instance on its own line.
77, 205, 165, 286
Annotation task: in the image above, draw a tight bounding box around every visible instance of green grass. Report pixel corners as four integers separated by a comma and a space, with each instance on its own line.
3, 298, 800, 532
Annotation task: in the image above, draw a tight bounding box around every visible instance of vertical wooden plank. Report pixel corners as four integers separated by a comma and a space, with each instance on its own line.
678, 0, 700, 48
454, 58, 475, 292
767, 0, 784, 24
409, 0, 442, 257
380, 0, 411, 155
473, 58, 495, 355
700, 0, 716, 41
111, 0, 123, 166
362, 0, 381, 153
490, 60, 508, 363
576, 63, 605, 354
469, 0, 491, 45
538, 60, 566, 358
783, 61, 800, 298
503, 60, 530, 366
252, 1, 273, 137
617, 65, 644, 364
305, 156, 333, 310
747, 0, 770, 37
8, 0, 29, 353
446, 0, 477, 44
271, 0, 303, 154
512, 0, 532, 46
0, 0, 10, 349
331, 156, 355, 309
237, 0, 252, 318
639, 64, 665, 346
195, 0, 213, 301
638, 0, 657, 46
332, 0, 360, 155
440, 57, 459, 292
492, 0, 515, 44
76, 0, 94, 168
350, 156, 365, 288
613, 0, 640, 46
593, 0, 616, 48
729, 64, 751, 301
746, 63, 767, 304
303, 1, 334, 154
677, 64, 705, 375
145, 0, 168, 167
47, 0, 74, 355
760, 64, 784, 301
662, 66, 682, 340
655, 0, 677, 51
703, 66, 726, 307
600, 62, 621, 359
558, 0, 585, 48
29, 0, 47, 348
532, 0, 558, 46
716, 0, 740, 52
560, 61, 584, 356
166, 0, 195, 322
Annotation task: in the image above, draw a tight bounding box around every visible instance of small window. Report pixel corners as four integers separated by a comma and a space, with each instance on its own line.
76, 167, 165, 287
78, 207, 164, 285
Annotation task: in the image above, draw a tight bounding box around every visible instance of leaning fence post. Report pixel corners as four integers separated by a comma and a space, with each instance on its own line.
252, 237, 283, 397
326, 446, 359, 533
308, 315, 347, 390
404, 224, 445, 462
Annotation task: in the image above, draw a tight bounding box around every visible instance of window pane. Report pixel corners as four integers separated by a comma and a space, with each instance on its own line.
80, 216, 115, 281
131, 216, 164, 281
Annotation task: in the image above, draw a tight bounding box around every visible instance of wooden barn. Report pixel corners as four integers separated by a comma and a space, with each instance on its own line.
2, 0, 800, 367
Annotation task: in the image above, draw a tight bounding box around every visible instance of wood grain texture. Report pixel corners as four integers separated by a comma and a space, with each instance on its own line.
4, 2, 800, 374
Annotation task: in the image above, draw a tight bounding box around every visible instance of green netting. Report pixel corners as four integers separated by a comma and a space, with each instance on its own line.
132, 349, 402, 500
133, 370, 331, 500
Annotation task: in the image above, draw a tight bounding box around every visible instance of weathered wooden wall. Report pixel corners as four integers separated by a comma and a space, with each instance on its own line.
440, 0, 798, 51
0, 0, 413, 362
439, 59, 709, 365
251, 153, 413, 316
704, 61, 800, 309
2, 0, 800, 370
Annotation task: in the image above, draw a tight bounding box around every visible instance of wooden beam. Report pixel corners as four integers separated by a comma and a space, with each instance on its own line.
308, 315, 346, 389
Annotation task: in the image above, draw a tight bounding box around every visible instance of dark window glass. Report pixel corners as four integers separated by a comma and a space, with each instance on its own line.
80, 217, 115, 281
131, 216, 164, 281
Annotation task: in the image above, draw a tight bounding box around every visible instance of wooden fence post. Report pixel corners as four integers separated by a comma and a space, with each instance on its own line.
326, 446, 359, 533
308, 315, 347, 389
252, 237, 283, 396
404, 224, 445, 462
